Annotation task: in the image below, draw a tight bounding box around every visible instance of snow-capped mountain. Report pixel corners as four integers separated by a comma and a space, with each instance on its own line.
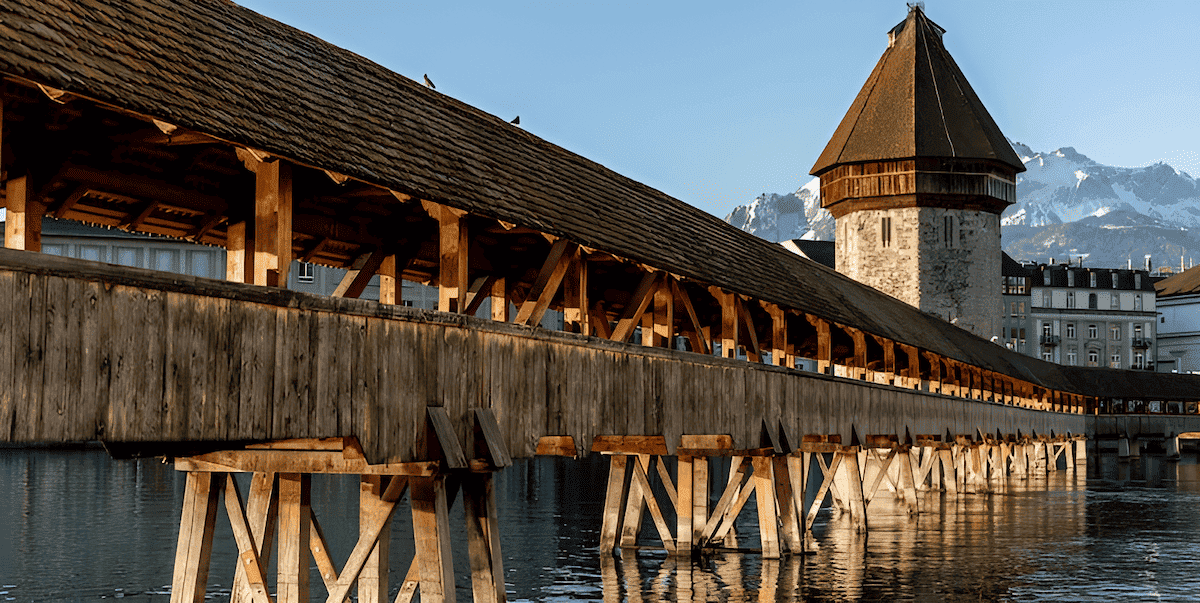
722, 178, 833, 242
1004, 143, 1200, 229
724, 143, 1200, 269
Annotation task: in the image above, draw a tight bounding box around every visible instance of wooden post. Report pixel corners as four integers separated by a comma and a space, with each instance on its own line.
752, 456, 780, 558
599, 455, 630, 554
563, 249, 588, 334
358, 476, 390, 603
807, 315, 831, 374
463, 473, 506, 603
276, 473, 310, 603
4, 176, 43, 252
378, 254, 398, 305
253, 160, 292, 287
489, 277, 508, 321
171, 472, 221, 603
411, 475, 455, 603
717, 288, 738, 358
435, 204, 468, 313
768, 305, 787, 367
225, 221, 255, 284
651, 279, 673, 347
620, 454, 651, 546
675, 453, 694, 556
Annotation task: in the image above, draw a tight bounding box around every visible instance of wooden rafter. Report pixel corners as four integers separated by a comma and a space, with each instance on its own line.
332, 248, 388, 299
611, 271, 659, 343
735, 295, 762, 362
672, 280, 710, 355
514, 238, 573, 326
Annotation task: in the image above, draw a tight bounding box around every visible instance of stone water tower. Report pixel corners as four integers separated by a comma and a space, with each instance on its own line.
810, 5, 1025, 340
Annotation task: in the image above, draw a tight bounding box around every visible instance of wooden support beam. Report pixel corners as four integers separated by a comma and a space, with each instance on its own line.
332, 249, 389, 299
876, 336, 896, 386
222, 475, 272, 603
845, 327, 868, 380
170, 472, 221, 603
611, 271, 659, 343
358, 476, 390, 603
562, 248, 588, 334
464, 473, 507, 603
254, 160, 293, 287
673, 281, 710, 355
599, 455, 630, 554
587, 301, 612, 339
713, 287, 739, 359
434, 203, 468, 312
52, 185, 88, 219
277, 473, 311, 603
736, 296, 762, 362
473, 408, 513, 468
766, 304, 788, 367
310, 511, 339, 590
121, 199, 160, 230
4, 176, 43, 252
489, 277, 508, 321
378, 254, 398, 305
176, 449, 442, 476
535, 435, 577, 457
900, 344, 920, 389
514, 238, 573, 326
229, 472, 278, 603
650, 277, 674, 347
675, 452, 695, 556
187, 213, 225, 243
752, 456, 780, 558
323, 477, 408, 603
591, 435, 670, 456
427, 406, 468, 469
806, 315, 832, 374
225, 221, 254, 284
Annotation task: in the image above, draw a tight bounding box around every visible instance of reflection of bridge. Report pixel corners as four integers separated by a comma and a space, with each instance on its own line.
3, 2, 1200, 602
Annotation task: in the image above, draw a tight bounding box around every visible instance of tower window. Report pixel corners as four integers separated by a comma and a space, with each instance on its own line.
881, 217, 892, 247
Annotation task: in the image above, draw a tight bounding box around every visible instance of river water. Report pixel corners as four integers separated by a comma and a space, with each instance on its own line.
3, 447, 1200, 602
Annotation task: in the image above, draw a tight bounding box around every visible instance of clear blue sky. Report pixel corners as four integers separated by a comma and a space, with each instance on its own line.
237, 0, 1200, 218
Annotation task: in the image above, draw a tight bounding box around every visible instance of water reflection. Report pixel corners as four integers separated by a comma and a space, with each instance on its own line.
4, 449, 1200, 602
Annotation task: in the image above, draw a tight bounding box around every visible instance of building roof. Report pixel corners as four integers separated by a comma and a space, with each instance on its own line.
781, 239, 835, 269
1156, 264, 1200, 297
0, 1, 1184, 400
810, 6, 1025, 176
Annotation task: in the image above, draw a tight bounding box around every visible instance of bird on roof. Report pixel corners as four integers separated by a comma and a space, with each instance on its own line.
510, 116, 520, 125
423, 74, 435, 89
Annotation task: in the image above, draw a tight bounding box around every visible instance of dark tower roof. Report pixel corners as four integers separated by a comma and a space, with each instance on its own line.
810, 6, 1025, 177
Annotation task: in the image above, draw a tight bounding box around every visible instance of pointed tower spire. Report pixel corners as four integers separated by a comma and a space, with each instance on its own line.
809, 5, 1024, 340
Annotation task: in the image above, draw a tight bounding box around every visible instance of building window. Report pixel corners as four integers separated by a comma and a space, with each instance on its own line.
1090, 273, 1097, 288
1088, 294, 1097, 309
1134, 352, 1145, 369
1088, 350, 1099, 366
1135, 274, 1142, 289
1134, 325, 1143, 338
1110, 325, 1121, 340
1042, 352, 1053, 361
1018, 302, 1025, 316
1110, 353, 1121, 369
1042, 323, 1052, 337
1112, 273, 1119, 288
881, 217, 892, 247
1010, 302, 1018, 317
1110, 295, 1119, 309
1066, 323, 1076, 338
1088, 324, 1098, 339
298, 262, 316, 283
1043, 270, 1051, 286
1066, 291, 1075, 308
1067, 351, 1077, 366
944, 215, 954, 248
1134, 295, 1142, 311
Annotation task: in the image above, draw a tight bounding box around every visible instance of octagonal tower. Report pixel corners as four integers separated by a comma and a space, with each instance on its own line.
810, 5, 1025, 340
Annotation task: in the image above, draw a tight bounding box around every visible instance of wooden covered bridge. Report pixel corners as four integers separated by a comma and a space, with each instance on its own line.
3, 1, 1200, 601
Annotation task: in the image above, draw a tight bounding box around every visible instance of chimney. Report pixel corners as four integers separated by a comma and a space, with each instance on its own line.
1145, 254, 1152, 272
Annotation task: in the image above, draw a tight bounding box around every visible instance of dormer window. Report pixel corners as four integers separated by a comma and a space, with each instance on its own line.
1090, 273, 1097, 288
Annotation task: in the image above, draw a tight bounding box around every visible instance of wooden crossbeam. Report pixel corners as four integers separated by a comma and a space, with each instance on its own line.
514, 238, 573, 326
222, 475, 272, 603
699, 457, 753, 545
322, 477, 408, 603
175, 450, 440, 475
52, 185, 88, 219
628, 457, 676, 551
309, 510, 339, 591
805, 452, 842, 532
229, 472, 278, 603
611, 271, 659, 343
332, 249, 388, 299
673, 280, 710, 354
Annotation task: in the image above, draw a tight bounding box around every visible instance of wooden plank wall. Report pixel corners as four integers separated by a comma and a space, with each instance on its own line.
0, 254, 1087, 463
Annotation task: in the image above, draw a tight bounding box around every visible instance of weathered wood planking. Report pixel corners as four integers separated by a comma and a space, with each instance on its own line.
0, 253, 1089, 461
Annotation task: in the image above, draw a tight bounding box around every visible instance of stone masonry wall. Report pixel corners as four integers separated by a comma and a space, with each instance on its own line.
836, 207, 1003, 341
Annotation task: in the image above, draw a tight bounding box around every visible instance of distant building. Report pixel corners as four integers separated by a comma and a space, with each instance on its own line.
1155, 265, 1200, 373
809, 6, 1024, 341
1002, 253, 1156, 369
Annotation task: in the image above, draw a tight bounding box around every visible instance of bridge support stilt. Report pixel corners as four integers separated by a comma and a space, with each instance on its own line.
170, 436, 510, 603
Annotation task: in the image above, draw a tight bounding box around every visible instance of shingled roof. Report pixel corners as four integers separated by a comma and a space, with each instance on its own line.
1156, 265, 1200, 297
0, 1, 1182, 400
810, 5, 1025, 176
